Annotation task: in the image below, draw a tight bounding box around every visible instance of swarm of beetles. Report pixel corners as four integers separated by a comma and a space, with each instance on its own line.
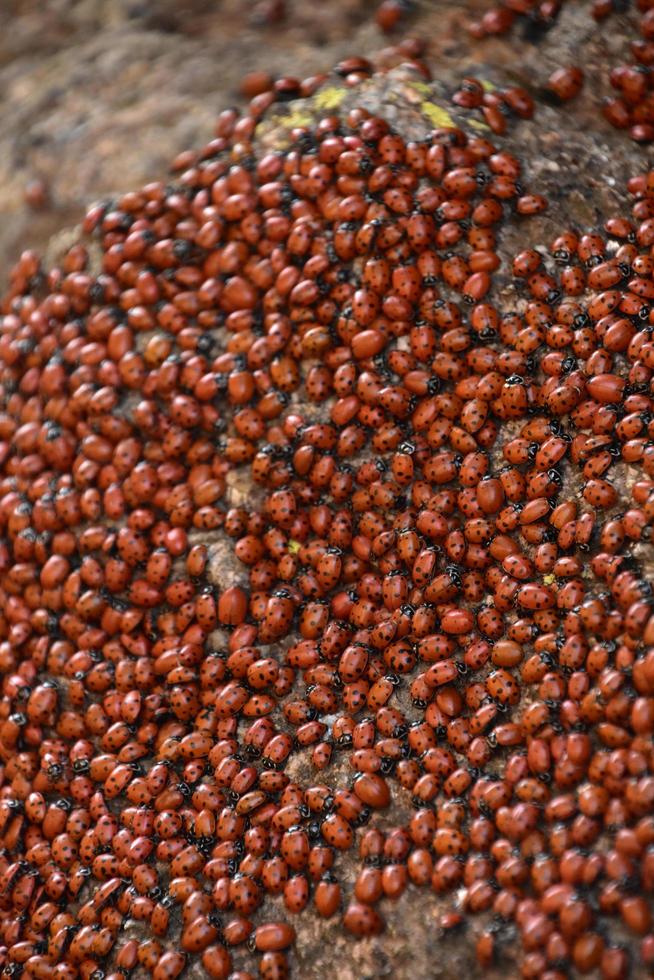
471, 0, 654, 143
0, 34, 654, 980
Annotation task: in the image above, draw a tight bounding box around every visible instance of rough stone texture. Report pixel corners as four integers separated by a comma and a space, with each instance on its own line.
2, 2, 653, 978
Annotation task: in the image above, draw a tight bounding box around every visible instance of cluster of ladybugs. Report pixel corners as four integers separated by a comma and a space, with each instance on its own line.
468, 0, 560, 38
0, 40, 654, 980
471, 0, 654, 143
449, 76, 540, 138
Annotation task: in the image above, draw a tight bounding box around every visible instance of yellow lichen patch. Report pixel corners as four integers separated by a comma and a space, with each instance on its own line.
288, 540, 302, 555
277, 109, 314, 130
481, 79, 496, 92
421, 101, 455, 129
314, 87, 347, 111
543, 574, 556, 586
411, 81, 432, 95
256, 107, 316, 147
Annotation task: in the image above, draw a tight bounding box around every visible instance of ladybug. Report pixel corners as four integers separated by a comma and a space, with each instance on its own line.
485, 669, 521, 707
343, 901, 385, 936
